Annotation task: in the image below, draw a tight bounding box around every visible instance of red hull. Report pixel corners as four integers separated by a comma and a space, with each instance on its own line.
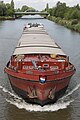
5, 67, 75, 106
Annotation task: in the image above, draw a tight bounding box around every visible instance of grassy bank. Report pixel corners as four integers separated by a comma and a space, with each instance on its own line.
0, 16, 15, 20
47, 16, 80, 33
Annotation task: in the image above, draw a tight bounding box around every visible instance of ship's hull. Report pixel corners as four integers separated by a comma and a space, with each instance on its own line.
5, 68, 75, 106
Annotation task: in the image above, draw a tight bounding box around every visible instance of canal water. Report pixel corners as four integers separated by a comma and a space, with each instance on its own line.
0, 16, 80, 120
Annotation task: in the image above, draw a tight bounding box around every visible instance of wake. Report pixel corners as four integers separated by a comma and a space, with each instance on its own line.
60, 83, 80, 100
0, 83, 80, 112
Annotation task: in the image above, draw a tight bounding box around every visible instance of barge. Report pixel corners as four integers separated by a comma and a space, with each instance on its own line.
4, 23, 76, 106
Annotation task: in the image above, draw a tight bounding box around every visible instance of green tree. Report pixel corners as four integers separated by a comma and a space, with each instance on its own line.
64, 8, 72, 20
54, 1, 67, 18
46, 3, 49, 11
70, 9, 80, 19
48, 8, 55, 16
75, 4, 80, 10
6, 3, 13, 16
21, 5, 29, 12
26, 7, 36, 12
10, 0, 14, 16
0, 1, 7, 16
11, 0, 14, 10
15, 8, 21, 12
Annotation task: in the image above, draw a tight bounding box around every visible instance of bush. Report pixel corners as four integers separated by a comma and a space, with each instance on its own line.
71, 19, 78, 25
74, 23, 80, 32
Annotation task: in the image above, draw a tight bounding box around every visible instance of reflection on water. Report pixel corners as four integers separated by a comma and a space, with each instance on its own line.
0, 16, 80, 120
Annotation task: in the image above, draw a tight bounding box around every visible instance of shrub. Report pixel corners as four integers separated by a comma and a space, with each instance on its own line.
71, 19, 78, 25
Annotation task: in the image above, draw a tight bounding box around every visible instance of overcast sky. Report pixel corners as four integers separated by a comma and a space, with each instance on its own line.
2, 0, 80, 10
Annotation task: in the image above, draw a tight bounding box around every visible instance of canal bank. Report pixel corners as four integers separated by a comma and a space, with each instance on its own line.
0, 16, 15, 20
47, 16, 80, 33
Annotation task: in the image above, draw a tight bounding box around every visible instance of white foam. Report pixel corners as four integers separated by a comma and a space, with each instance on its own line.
0, 85, 4, 89
0, 85, 22, 100
61, 83, 80, 100
6, 98, 74, 112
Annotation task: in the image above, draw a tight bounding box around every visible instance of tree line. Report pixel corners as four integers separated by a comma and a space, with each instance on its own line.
45, 1, 80, 32
0, 0, 37, 17
0, 0, 14, 16
16, 5, 37, 12
0, 0, 80, 20
47, 1, 80, 20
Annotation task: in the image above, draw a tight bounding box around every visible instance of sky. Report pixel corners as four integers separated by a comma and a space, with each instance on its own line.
2, 0, 80, 10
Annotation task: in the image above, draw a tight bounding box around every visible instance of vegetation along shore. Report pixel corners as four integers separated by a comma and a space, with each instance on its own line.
0, 0, 15, 20
0, 0, 36, 20
45, 2, 80, 33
